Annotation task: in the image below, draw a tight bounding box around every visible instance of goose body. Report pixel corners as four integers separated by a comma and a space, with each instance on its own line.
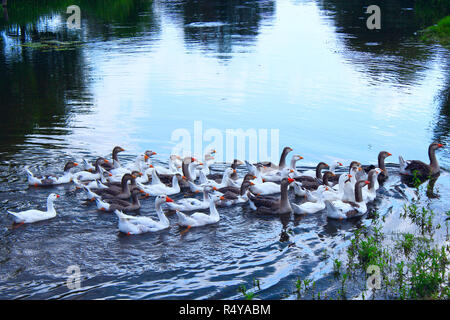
6, 193, 60, 223
165, 186, 217, 211
292, 191, 326, 215
254, 146, 293, 174
95, 190, 141, 212
136, 174, 184, 196
114, 195, 172, 234
247, 178, 294, 214
399, 142, 443, 178
176, 198, 220, 227
325, 180, 370, 220
362, 168, 382, 202
25, 162, 78, 186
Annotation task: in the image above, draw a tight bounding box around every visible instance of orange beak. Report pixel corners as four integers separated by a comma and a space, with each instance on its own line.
166, 196, 174, 203
109, 173, 113, 176
338, 162, 343, 166
56, 194, 60, 198
438, 144, 443, 148
387, 152, 392, 156
288, 178, 294, 183
144, 155, 149, 160
365, 180, 370, 184
358, 167, 362, 171
220, 196, 225, 200
348, 174, 352, 178
104, 159, 109, 163
73, 163, 79, 166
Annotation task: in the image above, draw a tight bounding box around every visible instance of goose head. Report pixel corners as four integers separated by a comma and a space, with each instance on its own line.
379, 151, 392, 159
48, 193, 60, 201
145, 150, 157, 160
155, 194, 174, 206
430, 142, 444, 151
63, 161, 79, 172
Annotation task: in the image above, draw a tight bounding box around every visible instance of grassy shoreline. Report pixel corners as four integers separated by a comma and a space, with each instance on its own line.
420, 15, 450, 45
238, 176, 450, 300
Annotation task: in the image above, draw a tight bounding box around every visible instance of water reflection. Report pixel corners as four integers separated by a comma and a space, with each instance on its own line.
0, 0, 449, 300
317, 0, 438, 86
162, 0, 275, 58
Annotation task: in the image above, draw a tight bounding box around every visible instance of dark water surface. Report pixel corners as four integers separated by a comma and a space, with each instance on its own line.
0, 0, 449, 299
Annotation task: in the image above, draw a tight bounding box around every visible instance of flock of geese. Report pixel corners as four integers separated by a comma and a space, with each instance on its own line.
5, 142, 444, 235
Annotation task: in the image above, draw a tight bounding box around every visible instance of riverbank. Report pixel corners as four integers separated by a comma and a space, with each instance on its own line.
420, 15, 450, 45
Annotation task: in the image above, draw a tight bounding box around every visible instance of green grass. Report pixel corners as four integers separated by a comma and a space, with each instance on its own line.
420, 15, 450, 45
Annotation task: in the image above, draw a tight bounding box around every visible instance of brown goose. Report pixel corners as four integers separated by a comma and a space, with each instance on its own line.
255, 146, 293, 173
216, 181, 254, 206
362, 151, 392, 183
95, 189, 141, 212
399, 142, 443, 178
95, 173, 136, 200
104, 171, 144, 194
294, 170, 335, 190
101, 146, 125, 170
247, 177, 294, 214
294, 162, 329, 184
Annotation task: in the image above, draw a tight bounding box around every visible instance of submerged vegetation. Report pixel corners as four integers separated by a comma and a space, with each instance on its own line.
291, 175, 450, 300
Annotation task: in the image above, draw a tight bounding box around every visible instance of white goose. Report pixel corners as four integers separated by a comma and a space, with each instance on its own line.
175, 198, 220, 228
199, 149, 216, 176
6, 193, 60, 224
288, 155, 304, 178
114, 195, 172, 235
109, 153, 149, 176
198, 167, 237, 189
291, 181, 307, 197
320, 173, 353, 201
362, 168, 382, 202
249, 167, 291, 195
136, 174, 184, 196
25, 161, 78, 186
165, 186, 218, 212
292, 187, 328, 214
154, 155, 183, 175
325, 180, 370, 220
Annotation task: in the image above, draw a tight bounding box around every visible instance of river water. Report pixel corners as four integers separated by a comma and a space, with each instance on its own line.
0, 0, 449, 299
